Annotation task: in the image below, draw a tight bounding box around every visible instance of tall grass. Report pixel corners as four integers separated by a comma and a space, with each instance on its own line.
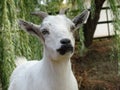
0, 0, 16, 89
0, 0, 42, 90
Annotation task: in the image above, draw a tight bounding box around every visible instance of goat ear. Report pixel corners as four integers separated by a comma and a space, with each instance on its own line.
72, 10, 89, 30
18, 20, 41, 37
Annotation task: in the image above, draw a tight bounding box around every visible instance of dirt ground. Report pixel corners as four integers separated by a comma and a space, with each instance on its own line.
72, 38, 120, 90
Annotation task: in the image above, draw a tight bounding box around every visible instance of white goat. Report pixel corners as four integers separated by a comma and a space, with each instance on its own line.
8, 10, 88, 90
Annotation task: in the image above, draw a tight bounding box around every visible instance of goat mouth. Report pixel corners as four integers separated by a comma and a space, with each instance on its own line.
57, 44, 74, 55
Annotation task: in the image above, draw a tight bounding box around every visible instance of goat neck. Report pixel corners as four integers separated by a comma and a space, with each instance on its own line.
42, 46, 72, 77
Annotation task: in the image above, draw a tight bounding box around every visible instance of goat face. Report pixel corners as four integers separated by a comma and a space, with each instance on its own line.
18, 10, 88, 60
41, 15, 75, 57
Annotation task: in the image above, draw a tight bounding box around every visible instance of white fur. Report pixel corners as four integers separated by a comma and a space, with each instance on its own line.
8, 13, 88, 90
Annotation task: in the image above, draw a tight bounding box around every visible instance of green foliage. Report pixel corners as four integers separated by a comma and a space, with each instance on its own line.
0, 0, 16, 89
37, 0, 63, 14
107, 0, 120, 74
0, 0, 42, 90
107, 0, 120, 51
14, 0, 42, 60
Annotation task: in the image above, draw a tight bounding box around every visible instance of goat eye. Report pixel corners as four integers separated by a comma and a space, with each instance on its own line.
70, 25, 75, 32
41, 29, 49, 35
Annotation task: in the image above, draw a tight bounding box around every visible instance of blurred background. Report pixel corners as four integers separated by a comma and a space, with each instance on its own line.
0, 0, 120, 90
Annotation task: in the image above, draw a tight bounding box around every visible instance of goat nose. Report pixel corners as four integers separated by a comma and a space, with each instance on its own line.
60, 39, 71, 44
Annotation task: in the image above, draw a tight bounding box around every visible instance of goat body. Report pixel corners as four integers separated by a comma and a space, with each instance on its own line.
9, 56, 78, 90
8, 10, 88, 90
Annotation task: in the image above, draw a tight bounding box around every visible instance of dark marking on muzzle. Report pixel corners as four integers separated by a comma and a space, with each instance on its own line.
57, 44, 73, 55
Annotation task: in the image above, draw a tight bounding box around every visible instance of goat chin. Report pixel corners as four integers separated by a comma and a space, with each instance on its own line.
15, 57, 27, 66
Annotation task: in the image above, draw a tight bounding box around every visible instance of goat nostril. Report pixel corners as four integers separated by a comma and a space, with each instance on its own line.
60, 39, 71, 44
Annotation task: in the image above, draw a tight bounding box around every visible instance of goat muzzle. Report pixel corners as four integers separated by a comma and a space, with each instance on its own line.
57, 44, 73, 55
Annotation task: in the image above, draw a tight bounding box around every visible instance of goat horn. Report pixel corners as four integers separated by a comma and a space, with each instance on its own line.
59, 8, 69, 14
31, 11, 48, 19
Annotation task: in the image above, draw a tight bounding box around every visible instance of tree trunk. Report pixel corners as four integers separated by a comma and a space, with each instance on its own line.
83, 0, 106, 47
